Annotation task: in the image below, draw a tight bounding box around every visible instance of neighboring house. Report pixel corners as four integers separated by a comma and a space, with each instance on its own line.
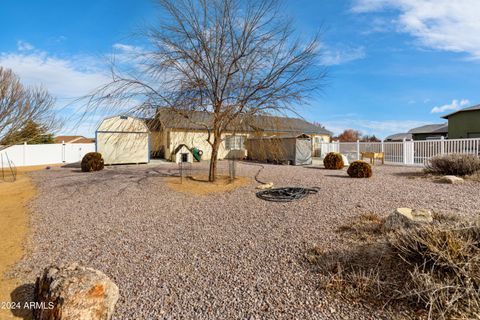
148, 109, 331, 161
407, 124, 448, 140
54, 136, 95, 143
442, 104, 480, 139
384, 133, 412, 142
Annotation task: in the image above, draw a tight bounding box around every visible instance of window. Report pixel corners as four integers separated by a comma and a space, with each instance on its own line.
225, 135, 245, 150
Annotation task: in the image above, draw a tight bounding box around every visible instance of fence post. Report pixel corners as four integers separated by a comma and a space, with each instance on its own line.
381, 139, 384, 153
62, 141, 66, 163
356, 140, 360, 160
23, 142, 27, 166
440, 136, 445, 155
402, 139, 414, 165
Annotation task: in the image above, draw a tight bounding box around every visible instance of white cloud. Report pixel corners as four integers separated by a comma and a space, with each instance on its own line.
17, 40, 34, 51
0, 50, 110, 98
352, 0, 480, 59
320, 46, 366, 66
430, 99, 470, 114
323, 118, 430, 138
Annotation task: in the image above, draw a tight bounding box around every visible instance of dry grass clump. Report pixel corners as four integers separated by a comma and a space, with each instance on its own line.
424, 154, 480, 176
165, 174, 251, 195
305, 242, 404, 303
388, 221, 480, 319
465, 171, 480, 182
307, 212, 480, 319
337, 212, 384, 242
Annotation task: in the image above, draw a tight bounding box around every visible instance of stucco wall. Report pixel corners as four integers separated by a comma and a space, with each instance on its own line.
448, 111, 480, 139
150, 129, 330, 161
167, 130, 248, 160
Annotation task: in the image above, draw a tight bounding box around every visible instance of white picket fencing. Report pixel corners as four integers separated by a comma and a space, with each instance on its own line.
0, 143, 96, 167
316, 137, 480, 166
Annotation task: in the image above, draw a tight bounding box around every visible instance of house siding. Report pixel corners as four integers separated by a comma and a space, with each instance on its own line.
447, 110, 480, 139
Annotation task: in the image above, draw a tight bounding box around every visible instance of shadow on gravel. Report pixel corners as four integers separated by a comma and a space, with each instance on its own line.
323, 174, 350, 178
61, 162, 81, 168
10, 283, 35, 319
391, 171, 426, 178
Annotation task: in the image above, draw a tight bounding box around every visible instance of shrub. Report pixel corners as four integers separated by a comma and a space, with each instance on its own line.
81, 152, 104, 172
425, 154, 480, 176
347, 160, 372, 178
388, 221, 480, 319
323, 152, 344, 169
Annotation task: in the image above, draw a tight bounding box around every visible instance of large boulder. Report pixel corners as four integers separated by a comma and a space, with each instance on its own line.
439, 175, 464, 184
34, 263, 119, 320
383, 208, 433, 232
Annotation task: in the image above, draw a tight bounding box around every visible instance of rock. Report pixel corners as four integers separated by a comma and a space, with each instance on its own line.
341, 154, 349, 167
383, 208, 433, 232
34, 263, 119, 320
256, 182, 273, 189
440, 175, 464, 184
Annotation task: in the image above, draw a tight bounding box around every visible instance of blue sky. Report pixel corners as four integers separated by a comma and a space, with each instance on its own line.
1, 0, 479, 138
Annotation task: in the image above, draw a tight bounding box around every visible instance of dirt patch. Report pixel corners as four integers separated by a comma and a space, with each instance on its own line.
0, 171, 37, 319
165, 174, 251, 195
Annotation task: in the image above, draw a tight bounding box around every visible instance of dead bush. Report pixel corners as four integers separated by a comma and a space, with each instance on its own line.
336, 212, 385, 242
424, 154, 480, 176
306, 242, 405, 303
307, 212, 480, 319
388, 221, 480, 319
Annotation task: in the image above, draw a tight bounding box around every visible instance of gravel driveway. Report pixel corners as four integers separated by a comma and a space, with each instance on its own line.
15, 162, 480, 319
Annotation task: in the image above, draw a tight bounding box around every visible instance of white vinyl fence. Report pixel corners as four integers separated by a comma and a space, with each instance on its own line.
0, 143, 96, 167
316, 137, 480, 166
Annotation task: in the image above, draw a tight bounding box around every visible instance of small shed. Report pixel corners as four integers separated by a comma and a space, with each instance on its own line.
245, 134, 312, 165
96, 116, 150, 165
172, 144, 194, 163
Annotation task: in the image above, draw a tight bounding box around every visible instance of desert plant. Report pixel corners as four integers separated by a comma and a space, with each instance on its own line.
424, 154, 480, 176
323, 152, 344, 169
388, 222, 480, 319
81, 152, 104, 172
347, 160, 372, 178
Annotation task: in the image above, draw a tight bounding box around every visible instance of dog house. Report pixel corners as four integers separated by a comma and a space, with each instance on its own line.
172, 144, 194, 163
245, 134, 312, 165
96, 116, 150, 165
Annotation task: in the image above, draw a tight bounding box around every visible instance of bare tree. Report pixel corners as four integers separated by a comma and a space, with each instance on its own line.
0, 67, 59, 148
87, 0, 325, 181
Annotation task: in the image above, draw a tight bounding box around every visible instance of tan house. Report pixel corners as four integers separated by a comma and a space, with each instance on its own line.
149, 109, 331, 161
54, 135, 95, 143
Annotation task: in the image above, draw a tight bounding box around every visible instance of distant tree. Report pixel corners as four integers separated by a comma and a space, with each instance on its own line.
85, 0, 325, 182
361, 134, 380, 142
1, 120, 55, 145
312, 122, 326, 129
0, 67, 60, 148
333, 129, 361, 142
333, 129, 381, 142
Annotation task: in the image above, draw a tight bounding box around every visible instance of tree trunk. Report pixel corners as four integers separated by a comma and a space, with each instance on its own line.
208, 133, 221, 182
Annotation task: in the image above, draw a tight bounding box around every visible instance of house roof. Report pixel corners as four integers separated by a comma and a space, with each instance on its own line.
246, 134, 312, 140
384, 133, 412, 141
441, 104, 480, 119
54, 136, 94, 143
408, 124, 448, 134
151, 108, 332, 135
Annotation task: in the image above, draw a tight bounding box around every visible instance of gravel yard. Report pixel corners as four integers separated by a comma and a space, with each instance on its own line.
14, 162, 480, 319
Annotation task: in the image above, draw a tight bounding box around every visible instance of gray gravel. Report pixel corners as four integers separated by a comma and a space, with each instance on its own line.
15, 162, 480, 319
